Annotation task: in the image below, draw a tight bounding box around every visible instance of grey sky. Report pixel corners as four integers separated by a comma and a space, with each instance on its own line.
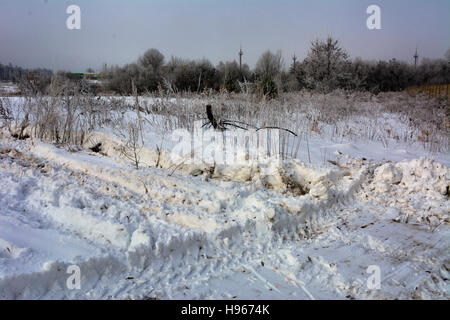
0, 0, 449, 72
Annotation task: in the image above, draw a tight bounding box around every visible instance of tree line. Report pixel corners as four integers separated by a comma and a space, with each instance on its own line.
100, 37, 450, 96
0, 63, 53, 82
3, 37, 450, 97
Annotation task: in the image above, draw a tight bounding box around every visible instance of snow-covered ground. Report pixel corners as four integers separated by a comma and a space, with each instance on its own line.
0, 95, 449, 299
0, 82, 19, 95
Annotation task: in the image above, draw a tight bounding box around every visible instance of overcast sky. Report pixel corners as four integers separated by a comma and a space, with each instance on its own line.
0, 0, 449, 72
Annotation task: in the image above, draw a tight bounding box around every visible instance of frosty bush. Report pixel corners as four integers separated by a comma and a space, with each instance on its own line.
117, 121, 143, 169
257, 73, 278, 99
5, 77, 118, 146
0, 98, 12, 123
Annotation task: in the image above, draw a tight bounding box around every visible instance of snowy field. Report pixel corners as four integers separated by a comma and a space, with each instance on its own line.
0, 92, 448, 299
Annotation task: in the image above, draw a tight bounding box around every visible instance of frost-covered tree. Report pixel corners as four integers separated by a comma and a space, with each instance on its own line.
302, 36, 349, 92
216, 60, 251, 92
278, 71, 300, 92
163, 57, 219, 93
415, 58, 450, 86
139, 48, 165, 72
255, 50, 284, 77
135, 49, 165, 91
254, 50, 284, 97
195, 58, 219, 92
343, 58, 371, 90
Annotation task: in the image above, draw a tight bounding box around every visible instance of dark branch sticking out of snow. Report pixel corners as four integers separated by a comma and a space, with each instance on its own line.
203, 104, 297, 137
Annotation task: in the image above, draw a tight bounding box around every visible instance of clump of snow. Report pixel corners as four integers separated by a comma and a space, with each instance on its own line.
309, 177, 333, 199
397, 158, 449, 196
129, 227, 152, 251
374, 163, 403, 184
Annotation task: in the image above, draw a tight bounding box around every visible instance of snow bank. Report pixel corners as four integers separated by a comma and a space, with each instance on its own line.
367, 158, 449, 227
1, 131, 448, 299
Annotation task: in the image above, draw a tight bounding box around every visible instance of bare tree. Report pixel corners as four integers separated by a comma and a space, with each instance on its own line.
254, 50, 284, 77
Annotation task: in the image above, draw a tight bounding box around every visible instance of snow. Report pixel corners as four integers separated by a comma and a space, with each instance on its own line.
0, 82, 19, 95
0, 96, 449, 300
374, 163, 403, 184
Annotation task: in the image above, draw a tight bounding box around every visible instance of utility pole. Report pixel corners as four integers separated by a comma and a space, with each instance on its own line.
413, 47, 419, 68
239, 45, 243, 73
292, 53, 297, 71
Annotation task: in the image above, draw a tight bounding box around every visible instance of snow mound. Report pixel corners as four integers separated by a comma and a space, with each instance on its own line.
364, 158, 449, 228
374, 163, 402, 184
81, 131, 365, 202
397, 158, 449, 196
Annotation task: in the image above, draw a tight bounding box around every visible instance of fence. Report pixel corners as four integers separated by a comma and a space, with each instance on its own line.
406, 84, 450, 99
